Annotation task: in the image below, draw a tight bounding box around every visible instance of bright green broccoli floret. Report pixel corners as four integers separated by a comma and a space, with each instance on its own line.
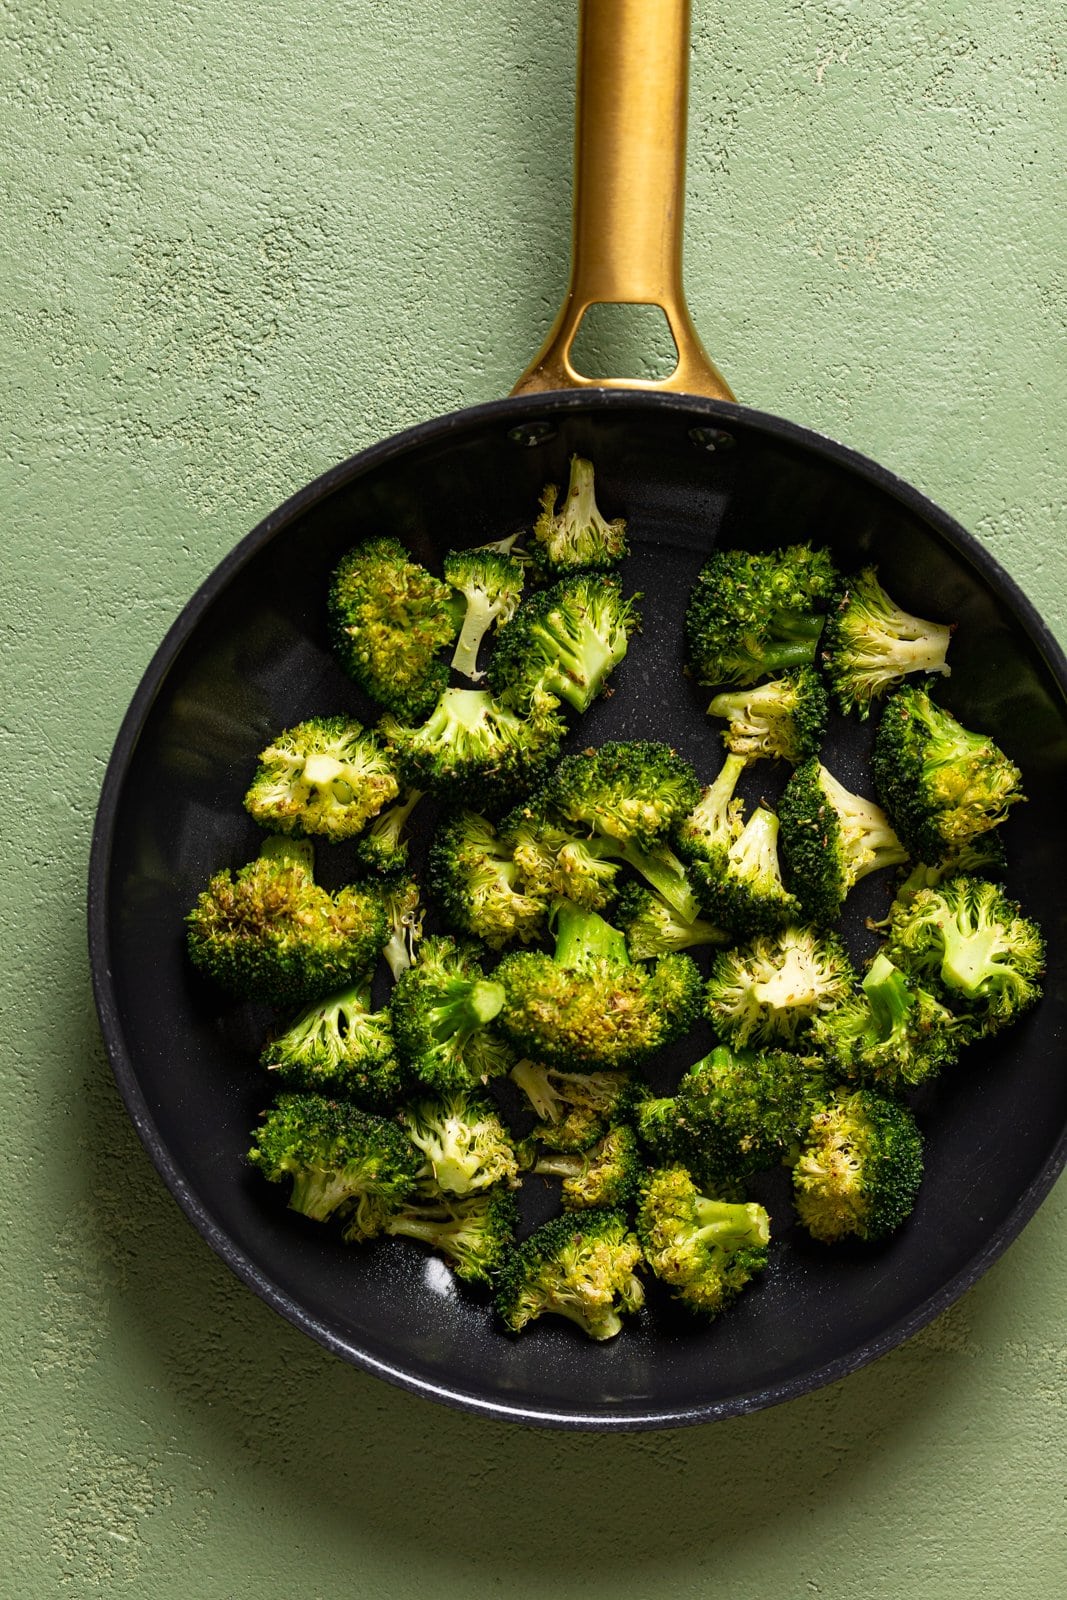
443, 547, 525, 681
510, 1061, 637, 1153
884, 877, 1044, 1034
380, 876, 423, 981
186, 836, 388, 1008
373, 1186, 519, 1285
706, 667, 828, 764
496, 902, 703, 1071
531, 455, 628, 577
496, 1208, 644, 1340
380, 686, 564, 807
792, 1087, 923, 1243
488, 575, 638, 713
614, 883, 728, 959
543, 740, 701, 852
691, 804, 801, 935
872, 685, 1024, 862
880, 835, 1009, 922
403, 1089, 521, 1196
243, 715, 400, 841
533, 1125, 643, 1210
248, 1092, 421, 1231
327, 537, 458, 721
673, 754, 747, 874
426, 810, 549, 948
686, 545, 838, 687
778, 759, 909, 925
390, 934, 514, 1090
637, 1167, 770, 1318
821, 566, 953, 718
809, 950, 967, 1092
706, 926, 855, 1048
352, 788, 424, 876
260, 982, 404, 1107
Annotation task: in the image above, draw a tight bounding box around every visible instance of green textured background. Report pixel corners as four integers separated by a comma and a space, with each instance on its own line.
3, 1, 1065, 1593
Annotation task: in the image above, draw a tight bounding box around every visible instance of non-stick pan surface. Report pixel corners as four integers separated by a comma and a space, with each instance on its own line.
89, 390, 1067, 1429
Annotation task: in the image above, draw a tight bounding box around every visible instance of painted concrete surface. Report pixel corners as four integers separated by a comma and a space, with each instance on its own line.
2, 1, 1065, 1594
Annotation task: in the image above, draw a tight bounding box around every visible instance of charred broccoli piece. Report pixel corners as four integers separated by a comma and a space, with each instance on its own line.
352, 788, 424, 876
510, 1061, 637, 1153
186, 836, 388, 1008
792, 1087, 923, 1243
390, 934, 514, 1090
531, 455, 627, 577
686, 544, 838, 687
543, 740, 701, 852
327, 536, 458, 721
380, 685, 564, 807
637, 1166, 770, 1318
778, 758, 909, 925
243, 715, 399, 841
488, 575, 638, 714
706, 926, 855, 1048
260, 982, 404, 1107
496, 1209, 644, 1340
403, 1089, 522, 1196
614, 883, 728, 959
692, 804, 801, 936
374, 1186, 519, 1285
706, 667, 828, 764
808, 949, 967, 1092
872, 685, 1024, 862
821, 566, 953, 717
426, 810, 549, 948
443, 547, 525, 681
533, 1126, 643, 1210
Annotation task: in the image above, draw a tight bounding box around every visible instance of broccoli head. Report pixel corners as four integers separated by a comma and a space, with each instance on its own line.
533, 1125, 643, 1210
510, 1060, 637, 1152
808, 949, 966, 1092
403, 1089, 522, 1196
706, 926, 855, 1048
685, 544, 838, 687
778, 758, 909, 925
380, 686, 564, 808
443, 547, 525, 681
637, 1167, 770, 1319
821, 566, 953, 717
542, 740, 701, 852
488, 575, 638, 714
260, 982, 405, 1107
243, 715, 400, 841
352, 788, 424, 876
690, 803, 801, 936
614, 883, 728, 959
706, 666, 828, 764
390, 934, 514, 1090
792, 1087, 924, 1243
375, 1186, 519, 1286
673, 754, 747, 873
426, 810, 550, 948
496, 1208, 644, 1340
531, 455, 628, 577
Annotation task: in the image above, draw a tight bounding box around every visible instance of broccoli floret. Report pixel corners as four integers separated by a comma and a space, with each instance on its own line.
373, 1186, 519, 1285
821, 566, 953, 718
487, 575, 639, 713
380, 686, 564, 808
186, 836, 388, 1008
531, 455, 628, 577
403, 1089, 522, 1196
686, 545, 838, 687
496, 902, 703, 1071
809, 950, 967, 1092
673, 754, 747, 873
260, 982, 405, 1107
792, 1087, 923, 1243
426, 810, 549, 948
495, 1208, 644, 1340
380, 876, 423, 981
707, 667, 828, 764
706, 926, 855, 1048
327, 537, 458, 721
443, 547, 525, 681
691, 804, 801, 935
872, 685, 1024, 862
243, 715, 400, 841
390, 934, 514, 1090
533, 1125, 643, 1210
879, 834, 1009, 923
510, 1060, 637, 1152
248, 1092, 421, 1231
637, 1167, 770, 1319
352, 788, 424, 876
543, 740, 701, 852
884, 877, 1044, 1034
778, 759, 909, 925
614, 883, 728, 959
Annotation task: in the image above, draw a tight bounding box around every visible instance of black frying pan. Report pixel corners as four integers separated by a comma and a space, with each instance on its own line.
88, 5, 1067, 1430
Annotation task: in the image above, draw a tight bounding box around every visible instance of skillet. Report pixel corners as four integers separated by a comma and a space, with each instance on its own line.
88, 0, 1067, 1429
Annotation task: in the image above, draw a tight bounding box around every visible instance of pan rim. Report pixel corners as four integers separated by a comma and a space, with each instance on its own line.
88, 388, 1067, 1429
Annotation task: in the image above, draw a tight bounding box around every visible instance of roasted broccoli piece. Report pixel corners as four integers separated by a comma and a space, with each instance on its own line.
443, 547, 525, 681
260, 982, 404, 1107
872, 685, 1024, 862
706, 667, 828, 764
821, 566, 953, 717
426, 810, 549, 948
809, 950, 967, 1092
614, 883, 728, 959
637, 1166, 770, 1318
533, 1125, 643, 1210
691, 804, 801, 935
778, 758, 909, 925
496, 902, 703, 1071
186, 836, 388, 1008
248, 1092, 421, 1231
884, 877, 1044, 1034
373, 1186, 519, 1285
496, 1209, 644, 1339
880, 834, 1009, 922
352, 788, 424, 876
673, 754, 747, 873
510, 1060, 637, 1152
243, 715, 400, 841
380, 876, 423, 980
792, 1087, 924, 1243
380, 686, 564, 807
706, 926, 855, 1048
488, 575, 638, 714
403, 1089, 522, 1196
390, 934, 514, 1090
531, 455, 627, 577
327, 537, 458, 721
543, 740, 701, 852
686, 544, 838, 687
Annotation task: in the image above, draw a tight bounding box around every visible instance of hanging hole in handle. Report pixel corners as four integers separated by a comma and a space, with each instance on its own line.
568, 301, 680, 383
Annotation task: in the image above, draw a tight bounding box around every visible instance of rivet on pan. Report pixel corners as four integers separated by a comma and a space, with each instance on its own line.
689, 426, 735, 452
508, 421, 557, 446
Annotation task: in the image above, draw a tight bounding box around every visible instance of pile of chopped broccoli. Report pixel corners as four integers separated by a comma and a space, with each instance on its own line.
261, 982, 404, 1107
496, 1209, 645, 1340
821, 566, 952, 717
792, 1087, 924, 1243
686, 544, 838, 687
390, 934, 513, 1090
533, 1126, 642, 1210
243, 715, 400, 840
403, 1089, 522, 1196
510, 1061, 637, 1152
426, 810, 549, 948
637, 1167, 770, 1319
531, 455, 627, 577
443, 547, 525, 680
706, 666, 828, 764
488, 575, 638, 713
706, 926, 855, 1048
778, 758, 909, 925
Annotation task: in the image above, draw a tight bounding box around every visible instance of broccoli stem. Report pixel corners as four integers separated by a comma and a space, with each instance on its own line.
752, 639, 823, 672
619, 841, 701, 922
452, 593, 499, 680
938, 925, 1003, 999
287, 1167, 354, 1222
526, 617, 617, 711
553, 902, 630, 968
427, 979, 506, 1039
775, 611, 826, 641
861, 952, 914, 1038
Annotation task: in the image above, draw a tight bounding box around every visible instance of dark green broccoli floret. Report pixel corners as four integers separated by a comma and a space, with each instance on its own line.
821, 566, 953, 718
260, 982, 405, 1107
495, 1208, 644, 1340
380, 876, 423, 981
496, 902, 703, 1072
426, 810, 549, 948
706, 926, 855, 1048
884, 877, 1044, 1035
352, 788, 424, 876
637, 1167, 770, 1319
533, 1125, 643, 1210
792, 1087, 923, 1243
248, 1092, 421, 1231
706, 667, 828, 764
808, 950, 968, 1092
872, 685, 1024, 862
543, 740, 701, 852
614, 883, 728, 959
510, 1060, 637, 1152
243, 715, 400, 841
390, 934, 514, 1090
691, 804, 801, 936
686, 545, 838, 687
488, 575, 638, 713
531, 455, 628, 577
186, 836, 388, 1008
443, 547, 525, 681
327, 537, 458, 721
380, 686, 564, 808
402, 1089, 522, 1196
778, 758, 909, 925
373, 1186, 519, 1285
